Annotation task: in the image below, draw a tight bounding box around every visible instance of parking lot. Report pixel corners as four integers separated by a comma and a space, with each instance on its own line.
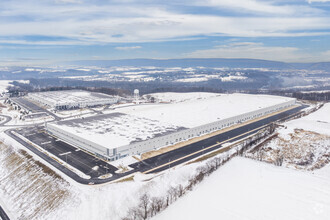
11, 97, 46, 113
15, 126, 118, 179
10, 97, 60, 120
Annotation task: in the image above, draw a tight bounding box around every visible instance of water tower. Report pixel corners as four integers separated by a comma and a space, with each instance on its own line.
134, 89, 139, 101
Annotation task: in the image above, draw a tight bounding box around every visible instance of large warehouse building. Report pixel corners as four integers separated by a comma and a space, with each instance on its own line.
28, 90, 118, 110
46, 93, 297, 161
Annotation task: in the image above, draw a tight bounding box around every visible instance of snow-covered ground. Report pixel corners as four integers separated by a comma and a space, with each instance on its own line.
0, 99, 53, 127
154, 157, 330, 220
283, 103, 330, 136
301, 90, 330, 93
0, 80, 29, 94
246, 103, 330, 171
0, 80, 13, 93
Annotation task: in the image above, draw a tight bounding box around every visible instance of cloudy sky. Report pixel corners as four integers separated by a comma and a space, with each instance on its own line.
1, 0, 330, 65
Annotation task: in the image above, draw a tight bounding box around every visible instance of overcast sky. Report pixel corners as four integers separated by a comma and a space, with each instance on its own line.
1, 0, 330, 65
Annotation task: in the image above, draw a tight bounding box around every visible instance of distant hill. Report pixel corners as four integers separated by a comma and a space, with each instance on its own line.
306, 62, 330, 71
64, 58, 291, 69
64, 58, 330, 71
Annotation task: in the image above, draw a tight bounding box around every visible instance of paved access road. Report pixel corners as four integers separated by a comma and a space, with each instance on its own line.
6, 105, 306, 184
0, 115, 12, 125
0, 205, 10, 220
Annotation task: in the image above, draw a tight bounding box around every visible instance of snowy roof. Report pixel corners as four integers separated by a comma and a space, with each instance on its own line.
50, 112, 185, 149
117, 93, 295, 128
29, 90, 116, 106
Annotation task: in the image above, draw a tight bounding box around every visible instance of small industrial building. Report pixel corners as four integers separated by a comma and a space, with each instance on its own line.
28, 90, 118, 110
45, 93, 297, 161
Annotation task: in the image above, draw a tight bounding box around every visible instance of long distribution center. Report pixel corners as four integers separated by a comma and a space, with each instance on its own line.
46, 93, 296, 161
28, 90, 118, 110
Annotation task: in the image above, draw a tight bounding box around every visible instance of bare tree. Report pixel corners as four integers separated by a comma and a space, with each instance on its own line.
274, 152, 284, 166
206, 161, 215, 174
168, 186, 177, 203
126, 207, 140, 220
257, 150, 265, 161
154, 198, 164, 213
149, 197, 158, 217
214, 157, 222, 169
165, 194, 170, 207
139, 194, 150, 220
177, 184, 185, 197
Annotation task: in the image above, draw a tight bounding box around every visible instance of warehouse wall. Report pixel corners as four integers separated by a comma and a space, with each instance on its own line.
46, 99, 296, 161
46, 123, 112, 159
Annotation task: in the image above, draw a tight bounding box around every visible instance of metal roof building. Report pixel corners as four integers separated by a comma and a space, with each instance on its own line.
28, 90, 118, 110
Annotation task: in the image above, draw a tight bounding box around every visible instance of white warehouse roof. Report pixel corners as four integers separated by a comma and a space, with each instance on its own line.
47, 93, 296, 150
28, 90, 117, 107
117, 93, 296, 128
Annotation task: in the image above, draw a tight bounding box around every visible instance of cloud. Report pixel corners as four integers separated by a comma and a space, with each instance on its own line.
0, 0, 329, 46
1, 13, 330, 45
197, 0, 293, 15
115, 46, 142, 50
185, 42, 319, 62
321, 50, 330, 57
308, 0, 330, 3
55, 0, 82, 4
193, 0, 323, 15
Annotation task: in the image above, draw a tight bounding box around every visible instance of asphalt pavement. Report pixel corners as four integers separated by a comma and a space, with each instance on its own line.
0, 206, 10, 220
0, 115, 12, 125
13, 127, 118, 178
10, 97, 60, 120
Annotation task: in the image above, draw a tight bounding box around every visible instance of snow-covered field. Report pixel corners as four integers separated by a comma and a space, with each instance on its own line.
283, 103, 330, 136
247, 103, 330, 170
0, 80, 29, 94
154, 157, 330, 220
0, 80, 13, 93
